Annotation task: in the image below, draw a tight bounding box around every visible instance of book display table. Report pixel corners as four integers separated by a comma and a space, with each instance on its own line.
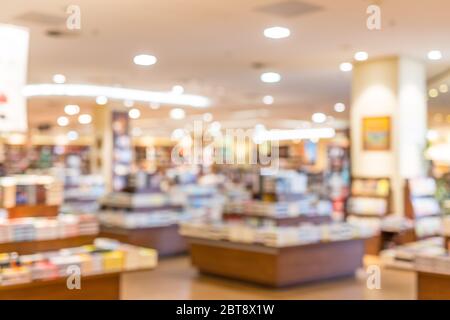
100, 224, 187, 257
186, 237, 364, 287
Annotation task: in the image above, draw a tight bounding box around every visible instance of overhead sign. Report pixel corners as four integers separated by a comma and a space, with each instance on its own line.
0, 24, 29, 132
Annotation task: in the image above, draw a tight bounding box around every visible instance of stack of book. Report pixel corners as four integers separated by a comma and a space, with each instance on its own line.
0, 238, 157, 286
180, 221, 368, 248
0, 214, 99, 243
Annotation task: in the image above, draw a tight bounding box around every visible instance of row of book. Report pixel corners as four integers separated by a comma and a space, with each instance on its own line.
0, 214, 98, 243
0, 175, 63, 208
223, 197, 333, 217
98, 210, 205, 229
0, 238, 157, 286
179, 221, 371, 247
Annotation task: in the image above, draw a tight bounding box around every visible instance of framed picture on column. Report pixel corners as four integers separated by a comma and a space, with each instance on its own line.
362, 116, 391, 151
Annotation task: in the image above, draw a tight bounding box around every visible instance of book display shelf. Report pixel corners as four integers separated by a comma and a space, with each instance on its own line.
346, 177, 392, 255
181, 222, 366, 287
405, 177, 443, 240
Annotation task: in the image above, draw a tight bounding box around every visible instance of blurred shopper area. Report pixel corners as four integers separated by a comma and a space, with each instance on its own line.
0, 0, 449, 300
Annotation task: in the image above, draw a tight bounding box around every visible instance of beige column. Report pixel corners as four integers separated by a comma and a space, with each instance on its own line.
351, 56, 428, 214
92, 106, 113, 192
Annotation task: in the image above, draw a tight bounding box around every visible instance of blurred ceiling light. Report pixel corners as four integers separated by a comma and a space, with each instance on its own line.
78, 114, 92, 124
429, 88, 439, 98
57, 116, 69, 127
427, 130, 439, 142
23, 84, 210, 108
260, 72, 281, 83
52, 74, 66, 84
67, 130, 79, 141
262, 95, 274, 105
354, 51, 368, 61
171, 128, 186, 140
263, 26, 290, 39
170, 108, 186, 120
209, 121, 222, 133
133, 54, 157, 66
254, 127, 336, 142
312, 112, 327, 123
172, 85, 184, 95
202, 113, 213, 122
439, 84, 448, 93
339, 62, 353, 72
428, 50, 442, 61
96, 95, 108, 105
64, 104, 80, 115
128, 108, 141, 119
124, 100, 134, 108
334, 103, 346, 113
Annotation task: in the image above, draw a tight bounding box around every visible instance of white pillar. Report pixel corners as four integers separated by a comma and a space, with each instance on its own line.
351, 56, 427, 214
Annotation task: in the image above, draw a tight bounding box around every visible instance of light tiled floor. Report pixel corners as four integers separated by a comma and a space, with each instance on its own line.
121, 255, 416, 300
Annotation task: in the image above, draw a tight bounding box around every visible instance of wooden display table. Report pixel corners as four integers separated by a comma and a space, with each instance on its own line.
223, 212, 331, 226
0, 235, 97, 255
417, 271, 450, 300
186, 237, 364, 287
0, 268, 152, 300
100, 224, 187, 257
7, 204, 59, 219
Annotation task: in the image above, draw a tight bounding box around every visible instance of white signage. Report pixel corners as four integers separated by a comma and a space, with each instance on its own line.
0, 24, 29, 132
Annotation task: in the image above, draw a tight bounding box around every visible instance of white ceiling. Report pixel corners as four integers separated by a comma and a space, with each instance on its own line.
1, 0, 450, 134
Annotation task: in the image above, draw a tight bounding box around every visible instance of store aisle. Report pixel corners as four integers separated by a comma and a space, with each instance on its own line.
121, 256, 416, 300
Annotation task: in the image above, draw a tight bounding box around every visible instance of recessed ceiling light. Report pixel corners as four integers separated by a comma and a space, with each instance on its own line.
263, 26, 290, 39
339, 62, 353, 72
96, 96, 108, 105
428, 50, 442, 61
78, 114, 92, 124
429, 88, 439, 98
172, 85, 184, 95
354, 51, 368, 61
171, 128, 186, 140
128, 108, 141, 119
124, 100, 134, 108
439, 84, 448, 93
170, 108, 186, 120
263, 95, 274, 105
57, 116, 69, 127
203, 113, 213, 122
52, 74, 66, 84
261, 72, 281, 83
64, 104, 80, 116
312, 112, 327, 124
134, 54, 157, 66
334, 103, 346, 113
67, 130, 79, 141
426, 130, 439, 142
209, 121, 221, 133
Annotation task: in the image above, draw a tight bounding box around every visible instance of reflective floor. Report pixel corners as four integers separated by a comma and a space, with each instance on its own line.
121, 256, 416, 300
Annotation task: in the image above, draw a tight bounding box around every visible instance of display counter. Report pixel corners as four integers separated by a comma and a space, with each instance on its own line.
100, 224, 187, 256
417, 271, 450, 300
186, 237, 364, 287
